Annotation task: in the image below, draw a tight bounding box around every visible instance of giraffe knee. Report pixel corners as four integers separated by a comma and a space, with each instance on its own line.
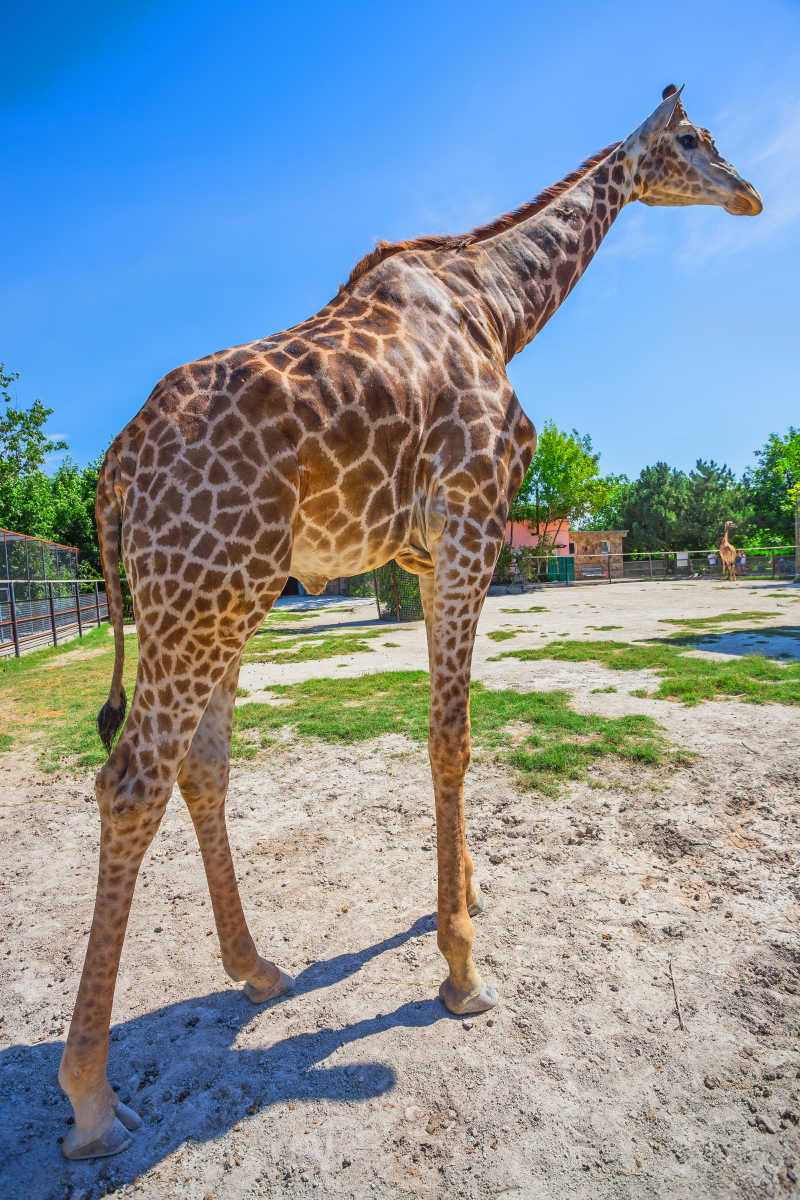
94, 741, 167, 823
429, 729, 471, 782
179, 743, 230, 806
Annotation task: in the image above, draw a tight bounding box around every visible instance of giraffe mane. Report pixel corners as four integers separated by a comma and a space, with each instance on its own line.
341, 142, 622, 292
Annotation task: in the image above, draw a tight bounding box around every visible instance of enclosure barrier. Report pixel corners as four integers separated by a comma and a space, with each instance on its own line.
0, 577, 110, 657
493, 545, 798, 589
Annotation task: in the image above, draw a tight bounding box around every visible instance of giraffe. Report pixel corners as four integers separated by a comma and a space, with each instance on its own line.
719, 519, 738, 581
57, 86, 761, 1159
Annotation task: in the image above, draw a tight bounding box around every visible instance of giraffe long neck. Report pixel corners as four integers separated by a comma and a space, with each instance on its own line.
439, 145, 636, 364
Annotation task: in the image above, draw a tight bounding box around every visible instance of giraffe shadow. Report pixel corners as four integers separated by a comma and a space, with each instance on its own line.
0, 914, 444, 1199
651, 625, 800, 661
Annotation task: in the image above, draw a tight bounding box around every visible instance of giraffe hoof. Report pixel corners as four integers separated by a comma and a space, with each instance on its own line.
439, 977, 499, 1016
468, 886, 486, 918
243, 968, 294, 1005
62, 1114, 133, 1161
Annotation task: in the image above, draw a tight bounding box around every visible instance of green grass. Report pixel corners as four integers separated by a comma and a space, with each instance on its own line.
0, 625, 139, 772
489, 638, 800, 707
231, 670, 684, 796
382, 641, 401, 648
241, 626, 379, 664
0, 629, 690, 794
659, 610, 778, 630
587, 624, 622, 631
486, 630, 519, 642
590, 686, 617, 694
0, 618, 378, 771
236, 686, 251, 698
500, 605, 547, 613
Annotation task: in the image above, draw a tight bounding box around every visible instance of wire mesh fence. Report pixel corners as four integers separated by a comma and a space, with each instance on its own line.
339, 563, 424, 620
0, 529, 110, 656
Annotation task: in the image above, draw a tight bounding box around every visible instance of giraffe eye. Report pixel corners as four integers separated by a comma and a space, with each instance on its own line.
679, 133, 697, 150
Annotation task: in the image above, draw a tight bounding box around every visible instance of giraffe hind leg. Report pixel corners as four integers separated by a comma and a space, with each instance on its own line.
59, 616, 255, 1158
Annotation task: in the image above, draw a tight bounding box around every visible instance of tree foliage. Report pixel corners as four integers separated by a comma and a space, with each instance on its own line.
585, 459, 750, 551
0, 365, 68, 487
742, 427, 800, 546
510, 422, 610, 548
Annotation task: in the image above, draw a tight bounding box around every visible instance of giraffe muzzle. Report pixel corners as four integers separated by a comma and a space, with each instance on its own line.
724, 181, 763, 216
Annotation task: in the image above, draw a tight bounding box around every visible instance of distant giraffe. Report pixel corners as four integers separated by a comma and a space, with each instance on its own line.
719, 520, 738, 581
58, 86, 761, 1159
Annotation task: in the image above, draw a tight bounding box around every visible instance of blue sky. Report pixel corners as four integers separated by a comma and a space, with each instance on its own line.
2, 0, 798, 480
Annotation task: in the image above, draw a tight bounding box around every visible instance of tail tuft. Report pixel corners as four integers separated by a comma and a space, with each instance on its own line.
97, 687, 127, 755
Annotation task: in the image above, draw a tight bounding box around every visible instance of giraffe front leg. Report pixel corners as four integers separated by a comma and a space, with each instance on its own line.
425, 566, 497, 1016
178, 659, 293, 1005
419, 572, 485, 921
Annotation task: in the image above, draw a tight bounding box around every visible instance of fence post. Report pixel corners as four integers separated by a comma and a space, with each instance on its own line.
391, 562, 401, 622
372, 571, 381, 620
74, 581, 83, 638
48, 583, 58, 647
771, 550, 776, 579
8, 583, 20, 658
648, 555, 653, 579
606, 554, 612, 581
94, 581, 101, 627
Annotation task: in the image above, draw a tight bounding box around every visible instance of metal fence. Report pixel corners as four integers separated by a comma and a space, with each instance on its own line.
0, 577, 110, 657
494, 544, 798, 588
0, 529, 113, 656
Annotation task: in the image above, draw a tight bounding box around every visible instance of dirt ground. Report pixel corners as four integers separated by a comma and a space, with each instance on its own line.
1, 580, 798, 1200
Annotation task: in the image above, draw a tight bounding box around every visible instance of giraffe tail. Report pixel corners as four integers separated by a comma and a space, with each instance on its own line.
95, 453, 128, 755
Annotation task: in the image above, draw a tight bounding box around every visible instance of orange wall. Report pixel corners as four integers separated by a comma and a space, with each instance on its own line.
505, 521, 569, 549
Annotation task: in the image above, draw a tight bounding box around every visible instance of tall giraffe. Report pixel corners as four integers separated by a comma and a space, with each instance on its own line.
719, 519, 738, 581
58, 87, 761, 1159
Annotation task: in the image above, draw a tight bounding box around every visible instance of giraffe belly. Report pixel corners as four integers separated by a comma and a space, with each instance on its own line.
289, 502, 416, 586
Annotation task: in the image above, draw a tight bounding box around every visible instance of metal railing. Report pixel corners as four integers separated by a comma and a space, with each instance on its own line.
0, 577, 109, 657
493, 545, 798, 588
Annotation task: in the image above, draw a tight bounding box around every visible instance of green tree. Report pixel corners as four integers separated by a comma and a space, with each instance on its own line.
683, 459, 746, 548
742, 427, 800, 548
581, 472, 632, 532
50, 456, 103, 573
0, 365, 68, 486
510, 422, 610, 548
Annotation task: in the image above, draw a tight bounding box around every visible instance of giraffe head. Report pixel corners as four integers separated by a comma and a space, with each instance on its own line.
623, 86, 762, 216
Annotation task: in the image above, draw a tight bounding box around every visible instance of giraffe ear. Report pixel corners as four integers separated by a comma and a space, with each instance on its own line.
632, 86, 685, 145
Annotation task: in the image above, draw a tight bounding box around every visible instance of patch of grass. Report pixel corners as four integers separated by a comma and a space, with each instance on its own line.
590, 686, 617, 694
242, 627, 379, 664
382, 641, 401, 648
0, 731, 13, 752
232, 670, 680, 796
0, 625, 139, 772
490, 638, 800, 707
236, 686, 251, 698
629, 688, 650, 698
587, 624, 622, 631
659, 610, 778, 630
264, 611, 317, 623
486, 630, 519, 642
500, 605, 547, 613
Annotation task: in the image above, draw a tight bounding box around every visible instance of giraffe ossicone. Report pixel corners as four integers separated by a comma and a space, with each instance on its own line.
57, 87, 761, 1159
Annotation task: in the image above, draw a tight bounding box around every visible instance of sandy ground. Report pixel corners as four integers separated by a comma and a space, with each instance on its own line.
1, 581, 799, 1200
